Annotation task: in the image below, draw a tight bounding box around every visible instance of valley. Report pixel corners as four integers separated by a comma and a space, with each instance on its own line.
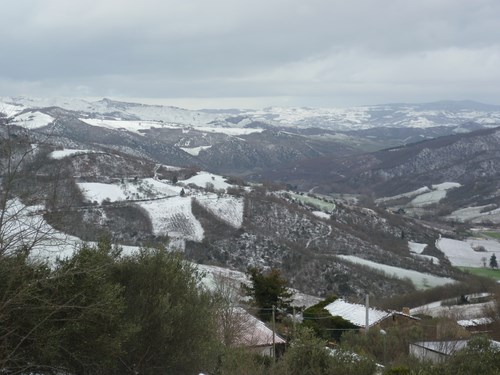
1, 97, 500, 301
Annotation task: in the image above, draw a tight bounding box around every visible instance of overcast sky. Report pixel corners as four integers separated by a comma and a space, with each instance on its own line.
1, 0, 500, 108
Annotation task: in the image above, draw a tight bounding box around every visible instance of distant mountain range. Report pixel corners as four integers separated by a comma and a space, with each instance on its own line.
3, 96, 500, 130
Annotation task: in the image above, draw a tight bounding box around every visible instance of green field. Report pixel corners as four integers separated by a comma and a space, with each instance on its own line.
460, 267, 500, 281
481, 231, 500, 240
289, 193, 336, 212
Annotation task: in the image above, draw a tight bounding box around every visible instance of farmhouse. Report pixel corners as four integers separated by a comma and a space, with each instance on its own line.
410, 339, 500, 363
324, 299, 420, 331
223, 307, 286, 357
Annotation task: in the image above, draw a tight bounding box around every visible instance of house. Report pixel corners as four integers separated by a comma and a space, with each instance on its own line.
324, 299, 420, 331
220, 307, 286, 357
410, 339, 500, 363
410, 340, 468, 363
324, 298, 389, 329
457, 317, 495, 334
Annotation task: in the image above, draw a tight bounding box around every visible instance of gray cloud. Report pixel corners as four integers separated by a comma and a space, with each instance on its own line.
1, 0, 500, 107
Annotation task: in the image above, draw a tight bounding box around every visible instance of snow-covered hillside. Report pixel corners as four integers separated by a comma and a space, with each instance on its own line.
76, 173, 244, 243
338, 255, 455, 289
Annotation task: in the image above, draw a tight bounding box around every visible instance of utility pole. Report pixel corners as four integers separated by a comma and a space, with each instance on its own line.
272, 305, 276, 361
365, 294, 369, 335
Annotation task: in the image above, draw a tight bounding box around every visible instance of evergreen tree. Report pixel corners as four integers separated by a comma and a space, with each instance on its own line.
490, 253, 498, 269
243, 267, 293, 321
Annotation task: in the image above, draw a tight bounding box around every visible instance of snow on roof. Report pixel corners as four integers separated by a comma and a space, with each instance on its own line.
232, 308, 286, 347
412, 340, 468, 355
325, 299, 390, 328
457, 317, 494, 327
412, 339, 500, 355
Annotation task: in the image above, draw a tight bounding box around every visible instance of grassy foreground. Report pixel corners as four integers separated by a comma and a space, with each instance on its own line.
460, 266, 500, 281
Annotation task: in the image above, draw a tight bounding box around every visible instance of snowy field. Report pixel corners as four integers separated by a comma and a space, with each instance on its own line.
445, 205, 500, 224
50, 149, 106, 159
411, 297, 495, 320
409, 242, 427, 254
436, 237, 500, 267
195, 194, 244, 228
2, 199, 82, 263
180, 145, 212, 156
338, 255, 455, 289
183, 172, 233, 191
76, 173, 246, 241
408, 242, 440, 265
409, 182, 461, 207
376, 187, 431, 203
376, 183, 461, 207
312, 211, 331, 219
81, 118, 264, 136
138, 197, 204, 242
10, 111, 54, 129
78, 178, 180, 203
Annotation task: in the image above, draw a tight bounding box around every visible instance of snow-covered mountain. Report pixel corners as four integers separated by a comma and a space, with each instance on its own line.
3, 96, 500, 131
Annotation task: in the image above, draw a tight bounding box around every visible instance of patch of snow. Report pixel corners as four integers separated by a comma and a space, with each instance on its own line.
50, 149, 104, 159
436, 237, 500, 267
445, 205, 500, 224
412, 254, 440, 265
194, 126, 264, 135
409, 241, 427, 254
432, 182, 461, 190
376, 186, 431, 203
11, 111, 54, 129
338, 255, 455, 289
80, 118, 164, 134
138, 197, 204, 242
410, 189, 447, 207
79, 182, 126, 202
183, 172, 232, 191
0, 101, 26, 116
411, 300, 495, 319
195, 194, 244, 228
2, 199, 81, 263
457, 317, 494, 327
80, 118, 264, 136
312, 211, 331, 219
78, 178, 180, 203
180, 145, 212, 156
